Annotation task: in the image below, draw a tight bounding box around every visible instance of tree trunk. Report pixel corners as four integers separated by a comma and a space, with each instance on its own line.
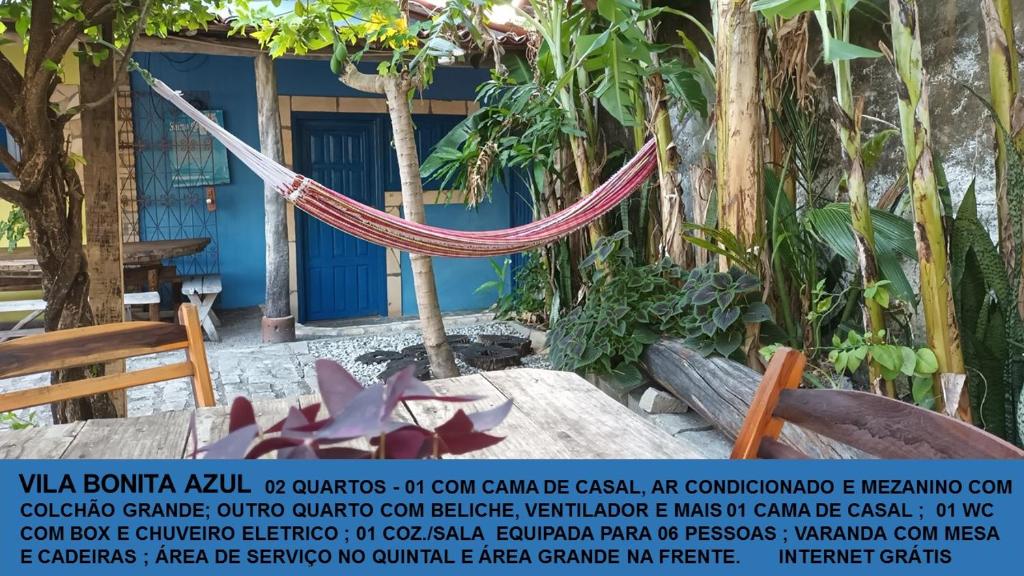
886, 0, 969, 421
254, 53, 295, 343
80, 25, 127, 417
381, 75, 459, 378
981, 0, 1023, 319
715, 0, 764, 367
715, 0, 764, 262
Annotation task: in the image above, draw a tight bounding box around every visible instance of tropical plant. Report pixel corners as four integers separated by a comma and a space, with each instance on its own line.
882, 0, 969, 420
827, 330, 939, 407
950, 182, 1023, 445
493, 253, 549, 327
197, 361, 511, 459
548, 232, 771, 385
755, 0, 890, 392
981, 0, 1024, 319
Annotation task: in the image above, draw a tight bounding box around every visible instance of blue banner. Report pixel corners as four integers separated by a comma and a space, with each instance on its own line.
1, 459, 1019, 575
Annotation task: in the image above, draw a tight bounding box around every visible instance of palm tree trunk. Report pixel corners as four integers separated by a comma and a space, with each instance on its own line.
338, 64, 458, 378
381, 75, 459, 378
886, 0, 969, 420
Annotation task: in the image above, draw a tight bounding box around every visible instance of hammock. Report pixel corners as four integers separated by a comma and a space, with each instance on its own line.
151, 79, 657, 257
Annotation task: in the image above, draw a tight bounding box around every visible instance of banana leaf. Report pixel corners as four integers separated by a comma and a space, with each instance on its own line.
805, 203, 917, 302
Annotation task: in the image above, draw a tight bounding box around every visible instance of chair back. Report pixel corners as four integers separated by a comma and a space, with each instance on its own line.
0, 304, 215, 413
731, 347, 1024, 459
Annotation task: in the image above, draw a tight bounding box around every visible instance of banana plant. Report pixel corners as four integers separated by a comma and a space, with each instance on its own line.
754, 0, 892, 393
981, 0, 1024, 320
883, 0, 969, 421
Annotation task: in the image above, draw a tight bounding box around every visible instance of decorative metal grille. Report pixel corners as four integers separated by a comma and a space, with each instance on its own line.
130, 87, 220, 276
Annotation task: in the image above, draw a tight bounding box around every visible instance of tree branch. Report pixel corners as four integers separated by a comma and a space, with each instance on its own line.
338, 61, 385, 94
63, 0, 151, 120
0, 180, 29, 207
0, 144, 21, 176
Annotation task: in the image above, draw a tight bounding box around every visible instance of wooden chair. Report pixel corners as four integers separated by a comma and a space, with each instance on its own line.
0, 304, 215, 413
731, 347, 1024, 459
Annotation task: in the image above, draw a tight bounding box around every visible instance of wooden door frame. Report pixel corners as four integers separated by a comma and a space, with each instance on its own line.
292, 112, 387, 323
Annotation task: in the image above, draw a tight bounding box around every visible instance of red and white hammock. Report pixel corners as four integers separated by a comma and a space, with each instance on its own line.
152, 79, 657, 257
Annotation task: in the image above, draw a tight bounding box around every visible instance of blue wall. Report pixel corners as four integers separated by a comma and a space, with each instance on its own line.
131, 53, 265, 309
132, 53, 518, 315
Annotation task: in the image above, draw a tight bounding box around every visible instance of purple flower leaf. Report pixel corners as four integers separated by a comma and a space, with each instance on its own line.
245, 436, 305, 459
372, 425, 433, 459
200, 424, 258, 459
438, 431, 505, 455
467, 399, 514, 432
228, 397, 256, 433
316, 359, 364, 416
313, 445, 373, 459
315, 383, 388, 440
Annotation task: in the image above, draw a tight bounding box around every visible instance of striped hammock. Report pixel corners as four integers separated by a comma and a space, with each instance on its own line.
151, 79, 657, 257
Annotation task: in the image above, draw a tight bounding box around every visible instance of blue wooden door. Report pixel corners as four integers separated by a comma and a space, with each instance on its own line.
296, 117, 385, 321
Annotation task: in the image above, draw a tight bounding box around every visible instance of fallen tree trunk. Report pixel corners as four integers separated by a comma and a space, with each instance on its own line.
643, 340, 865, 459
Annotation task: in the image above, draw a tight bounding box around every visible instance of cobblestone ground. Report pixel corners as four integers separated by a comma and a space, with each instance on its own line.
0, 308, 544, 428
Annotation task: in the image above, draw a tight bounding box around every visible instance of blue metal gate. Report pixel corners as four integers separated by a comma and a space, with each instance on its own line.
295, 116, 386, 322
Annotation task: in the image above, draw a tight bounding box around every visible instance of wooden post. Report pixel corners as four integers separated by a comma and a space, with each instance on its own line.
254, 53, 295, 343
80, 23, 127, 417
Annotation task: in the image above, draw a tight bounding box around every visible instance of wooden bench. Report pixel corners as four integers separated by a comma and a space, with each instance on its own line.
732, 347, 1024, 459
0, 291, 162, 343
0, 304, 215, 413
181, 275, 222, 342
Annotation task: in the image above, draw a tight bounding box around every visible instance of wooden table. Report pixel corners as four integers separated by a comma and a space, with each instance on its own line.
0, 369, 715, 459
0, 238, 211, 320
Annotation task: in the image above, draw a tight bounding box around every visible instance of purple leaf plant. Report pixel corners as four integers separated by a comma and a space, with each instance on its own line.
191, 359, 512, 459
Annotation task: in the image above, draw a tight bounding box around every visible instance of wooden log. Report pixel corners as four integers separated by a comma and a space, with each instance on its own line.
80, 21, 126, 416
254, 53, 294, 343
642, 340, 865, 459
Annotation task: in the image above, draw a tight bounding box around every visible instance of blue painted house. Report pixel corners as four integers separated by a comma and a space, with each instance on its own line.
128, 52, 529, 322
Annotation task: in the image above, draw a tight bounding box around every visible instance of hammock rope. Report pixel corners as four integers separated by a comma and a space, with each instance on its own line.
150, 78, 658, 257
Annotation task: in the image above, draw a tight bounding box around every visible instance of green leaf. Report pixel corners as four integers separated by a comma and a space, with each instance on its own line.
741, 302, 773, 323
713, 307, 741, 330
862, 129, 898, 172
912, 375, 935, 408
899, 346, 918, 377
915, 348, 939, 375
751, 0, 820, 19
823, 38, 883, 62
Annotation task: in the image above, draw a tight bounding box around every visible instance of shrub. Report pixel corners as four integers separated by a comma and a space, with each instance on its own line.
548, 232, 771, 385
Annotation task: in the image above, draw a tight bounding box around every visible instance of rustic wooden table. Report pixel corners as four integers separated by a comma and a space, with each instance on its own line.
0, 369, 715, 459
0, 238, 211, 320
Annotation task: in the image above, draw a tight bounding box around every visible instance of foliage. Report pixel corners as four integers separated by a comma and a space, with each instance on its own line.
197, 360, 511, 459
493, 253, 549, 327
827, 330, 939, 408
0, 410, 38, 431
475, 258, 510, 301
950, 181, 1023, 444
0, 207, 27, 252
548, 232, 771, 385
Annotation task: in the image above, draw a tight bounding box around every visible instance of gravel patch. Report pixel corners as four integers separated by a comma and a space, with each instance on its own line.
308, 321, 551, 385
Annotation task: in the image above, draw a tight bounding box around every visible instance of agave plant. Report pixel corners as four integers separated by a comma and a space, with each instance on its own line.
192, 361, 512, 459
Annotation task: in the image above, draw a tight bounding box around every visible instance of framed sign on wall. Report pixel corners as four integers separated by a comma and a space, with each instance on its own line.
167, 110, 230, 187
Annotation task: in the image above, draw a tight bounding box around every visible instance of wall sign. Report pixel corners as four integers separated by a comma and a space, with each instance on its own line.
168, 110, 230, 187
